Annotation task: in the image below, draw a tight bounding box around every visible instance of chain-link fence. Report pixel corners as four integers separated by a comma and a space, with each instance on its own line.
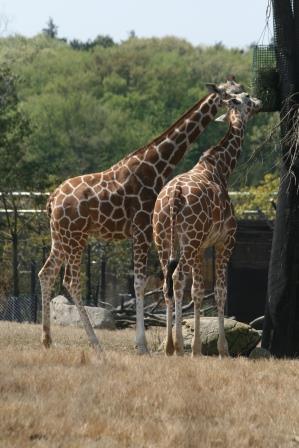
0, 295, 40, 323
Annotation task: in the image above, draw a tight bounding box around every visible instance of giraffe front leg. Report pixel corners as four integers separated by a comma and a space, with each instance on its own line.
132, 232, 150, 355
191, 260, 204, 357
215, 241, 235, 358
134, 273, 148, 354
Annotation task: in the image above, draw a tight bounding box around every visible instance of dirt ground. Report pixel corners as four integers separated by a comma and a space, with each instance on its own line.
1, 321, 299, 448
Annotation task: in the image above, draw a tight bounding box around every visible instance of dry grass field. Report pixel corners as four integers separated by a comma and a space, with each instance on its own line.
1, 322, 299, 448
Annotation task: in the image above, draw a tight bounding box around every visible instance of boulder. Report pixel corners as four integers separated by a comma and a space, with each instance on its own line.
50, 295, 115, 330
182, 317, 261, 356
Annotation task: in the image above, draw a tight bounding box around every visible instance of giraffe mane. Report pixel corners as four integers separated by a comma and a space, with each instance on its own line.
113, 93, 215, 168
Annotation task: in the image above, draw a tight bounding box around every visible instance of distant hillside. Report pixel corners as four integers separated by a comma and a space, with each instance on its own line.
0, 34, 278, 190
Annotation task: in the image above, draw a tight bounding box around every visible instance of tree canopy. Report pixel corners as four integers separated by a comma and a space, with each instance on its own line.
0, 66, 31, 191
0, 33, 279, 191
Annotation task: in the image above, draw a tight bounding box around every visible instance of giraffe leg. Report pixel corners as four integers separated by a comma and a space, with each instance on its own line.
156, 242, 174, 356
63, 250, 101, 352
134, 273, 148, 354
132, 233, 150, 355
38, 249, 63, 348
214, 242, 234, 358
172, 262, 187, 356
191, 259, 204, 357
163, 279, 174, 356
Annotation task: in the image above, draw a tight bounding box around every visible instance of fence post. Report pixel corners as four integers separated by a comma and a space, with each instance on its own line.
12, 232, 19, 297
100, 255, 106, 306
31, 260, 38, 323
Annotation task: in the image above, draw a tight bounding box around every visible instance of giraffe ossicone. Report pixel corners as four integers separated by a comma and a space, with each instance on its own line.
153, 91, 262, 358
38, 79, 244, 354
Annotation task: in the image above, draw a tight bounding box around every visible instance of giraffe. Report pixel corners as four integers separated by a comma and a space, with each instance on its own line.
152, 91, 262, 357
38, 79, 243, 354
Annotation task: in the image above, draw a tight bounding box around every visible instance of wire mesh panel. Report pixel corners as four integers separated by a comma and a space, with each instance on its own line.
0, 295, 40, 323
252, 44, 280, 112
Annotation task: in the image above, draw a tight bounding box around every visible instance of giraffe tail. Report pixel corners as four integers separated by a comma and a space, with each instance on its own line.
46, 189, 58, 217
166, 184, 182, 299
46, 195, 53, 217
166, 259, 178, 299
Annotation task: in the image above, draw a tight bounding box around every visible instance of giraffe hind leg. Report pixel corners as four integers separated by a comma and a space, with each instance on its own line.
163, 279, 174, 356
191, 260, 204, 357
63, 255, 101, 352
132, 230, 151, 355
172, 262, 187, 356
215, 242, 234, 358
38, 250, 64, 348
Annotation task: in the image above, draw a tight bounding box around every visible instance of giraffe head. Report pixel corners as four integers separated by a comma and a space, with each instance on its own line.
206, 78, 244, 99
216, 92, 262, 123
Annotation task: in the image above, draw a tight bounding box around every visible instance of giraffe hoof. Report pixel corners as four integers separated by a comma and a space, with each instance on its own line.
165, 348, 175, 357
219, 351, 230, 359
174, 340, 184, 356
42, 335, 52, 349
191, 351, 203, 358
91, 342, 103, 352
165, 340, 175, 356
136, 345, 150, 356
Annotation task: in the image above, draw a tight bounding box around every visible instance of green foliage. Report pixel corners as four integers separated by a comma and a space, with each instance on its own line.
252, 45, 280, 112
0, 34, 278, 191
0, 66, 31, 191
70, 35, 115, 51
233, 174, 279, 219
42, 18, 58, 39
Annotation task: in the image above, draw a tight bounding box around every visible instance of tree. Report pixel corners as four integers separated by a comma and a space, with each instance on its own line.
1, 34, 274, 189
70, 35, 115, 51
262, 0, 299, 357
233, 174, 279, 220
93, 35, 115, 48
0, 66, 31, 191
42, 17, 58, 39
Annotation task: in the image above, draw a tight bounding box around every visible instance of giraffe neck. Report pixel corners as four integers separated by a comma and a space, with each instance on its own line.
199, 110, 246, 183
118, 93, 222, 181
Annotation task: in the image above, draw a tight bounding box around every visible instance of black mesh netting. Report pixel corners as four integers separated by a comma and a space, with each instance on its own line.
252, 44, 281, 112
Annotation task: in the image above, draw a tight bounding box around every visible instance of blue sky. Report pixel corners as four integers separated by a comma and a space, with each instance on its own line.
1, 0, 272, 48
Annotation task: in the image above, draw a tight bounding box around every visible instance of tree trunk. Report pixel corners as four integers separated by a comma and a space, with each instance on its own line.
262, 0, 299, 356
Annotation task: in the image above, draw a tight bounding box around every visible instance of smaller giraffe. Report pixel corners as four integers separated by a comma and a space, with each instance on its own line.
153, 91, 262, 357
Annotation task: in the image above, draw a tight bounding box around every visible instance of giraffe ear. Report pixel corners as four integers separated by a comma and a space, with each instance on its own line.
215, 113, 227, 122
206, 83, 221, 94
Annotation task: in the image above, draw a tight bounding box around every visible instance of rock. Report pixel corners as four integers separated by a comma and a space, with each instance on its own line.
51, 295, 115, 330
248, 347, 271, 360
182, 317, 261, 356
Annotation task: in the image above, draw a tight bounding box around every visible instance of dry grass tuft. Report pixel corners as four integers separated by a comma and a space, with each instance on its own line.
1, 321, 299, 447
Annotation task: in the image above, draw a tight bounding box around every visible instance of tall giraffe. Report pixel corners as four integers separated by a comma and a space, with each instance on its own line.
153, 91, 262, 357
38, 80, 243, 354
